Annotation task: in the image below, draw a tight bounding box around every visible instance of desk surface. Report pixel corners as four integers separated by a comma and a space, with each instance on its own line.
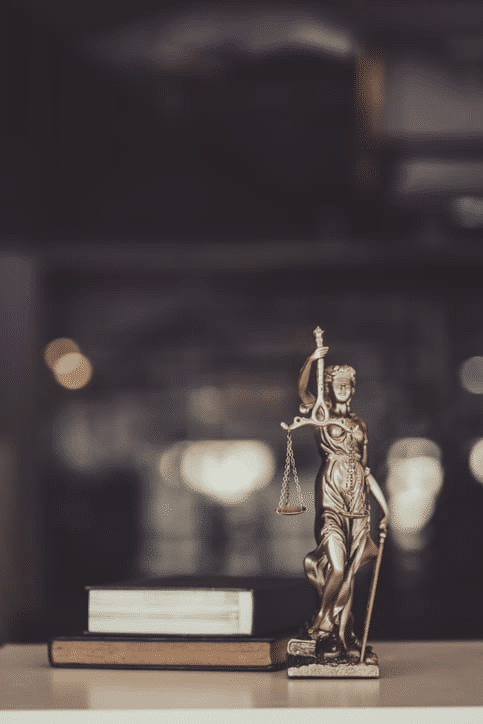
0, 641, 482, 713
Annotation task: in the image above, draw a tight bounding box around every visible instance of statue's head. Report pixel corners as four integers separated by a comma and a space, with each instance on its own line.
325, 365, 356, 407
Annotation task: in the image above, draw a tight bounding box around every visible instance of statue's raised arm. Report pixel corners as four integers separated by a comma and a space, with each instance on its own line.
281, 327, 330, 432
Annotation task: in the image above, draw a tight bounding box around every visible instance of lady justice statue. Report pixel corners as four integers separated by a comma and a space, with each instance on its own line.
279, 328, 389, 677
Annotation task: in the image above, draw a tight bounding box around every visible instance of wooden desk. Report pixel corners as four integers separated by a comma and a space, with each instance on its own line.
0, 642, 482, 723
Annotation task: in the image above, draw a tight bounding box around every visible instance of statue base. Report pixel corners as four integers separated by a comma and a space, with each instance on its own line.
287, 638, 379, 678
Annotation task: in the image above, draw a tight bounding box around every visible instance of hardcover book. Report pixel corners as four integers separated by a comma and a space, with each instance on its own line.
87, 576, 315, 636
49, 633, 292, 670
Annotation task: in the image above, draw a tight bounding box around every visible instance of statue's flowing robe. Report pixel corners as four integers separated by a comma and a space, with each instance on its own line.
311, 417, 378, 623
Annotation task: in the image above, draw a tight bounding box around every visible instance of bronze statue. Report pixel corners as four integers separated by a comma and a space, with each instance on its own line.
279, 328, 389, 677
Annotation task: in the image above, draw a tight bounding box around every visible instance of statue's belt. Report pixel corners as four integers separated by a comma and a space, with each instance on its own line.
323, 506, 370, 519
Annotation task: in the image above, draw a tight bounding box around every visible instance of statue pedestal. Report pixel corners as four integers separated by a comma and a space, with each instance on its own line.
287, 638, 380, 679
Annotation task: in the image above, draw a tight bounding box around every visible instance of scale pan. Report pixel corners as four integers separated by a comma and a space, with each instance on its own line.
276, 505, 306, 515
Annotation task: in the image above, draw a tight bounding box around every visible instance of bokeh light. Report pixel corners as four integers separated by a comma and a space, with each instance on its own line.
469, 438, 483, 484
159, 442, 186, 487
43, 337, 80, 369
386, 437, 444, 551
53, 352, 93, 390
451, 196, 483, 229
179, 440, 275, 505
459, 356, 483, 394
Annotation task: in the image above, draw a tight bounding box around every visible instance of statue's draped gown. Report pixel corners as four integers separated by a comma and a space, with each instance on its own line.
309, 416, 378, 630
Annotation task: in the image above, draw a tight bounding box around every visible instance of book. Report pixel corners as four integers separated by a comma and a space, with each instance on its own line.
87, 576, 316, 636
48, 633, 292, 670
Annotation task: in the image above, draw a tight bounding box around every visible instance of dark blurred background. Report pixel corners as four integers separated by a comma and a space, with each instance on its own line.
2, 0, 483, 643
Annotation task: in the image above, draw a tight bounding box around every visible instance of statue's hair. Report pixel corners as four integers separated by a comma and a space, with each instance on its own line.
324, 365, 356, 406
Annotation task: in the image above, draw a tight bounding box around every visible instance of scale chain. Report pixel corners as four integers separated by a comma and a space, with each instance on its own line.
279, 429, 304, 509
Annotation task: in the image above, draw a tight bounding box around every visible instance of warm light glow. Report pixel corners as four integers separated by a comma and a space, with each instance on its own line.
159, 442, 186, 487
469, 438, 483, 484
53, 352, 93, 390
44, 338, 80, 369
179, 440, 275, 505
452, 196, 483, 228
459, 356, 483, 394
55, 352, 83, 375
390, 486, 437, 534
387, 437, 442, 463
386, 438, 443, 551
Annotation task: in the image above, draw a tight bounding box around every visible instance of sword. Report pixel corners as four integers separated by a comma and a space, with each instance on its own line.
360, 527, 387, 663
280, 327, 330, 432
312, 326, 329, 423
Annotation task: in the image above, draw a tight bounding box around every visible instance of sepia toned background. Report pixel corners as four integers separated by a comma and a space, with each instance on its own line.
1, 0, 483, 644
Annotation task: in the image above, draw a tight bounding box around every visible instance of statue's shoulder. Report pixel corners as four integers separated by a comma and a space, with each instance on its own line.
350, 412, 367, 430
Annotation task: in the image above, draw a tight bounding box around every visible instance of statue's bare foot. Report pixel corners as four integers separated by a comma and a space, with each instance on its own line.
342, 632, 362, 656
363, 648, 378, 666
314, 632, 342, 660
307, 613, 332, 640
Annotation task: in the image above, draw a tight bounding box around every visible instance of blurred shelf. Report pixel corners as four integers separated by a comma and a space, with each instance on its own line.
41, 239, 483, 276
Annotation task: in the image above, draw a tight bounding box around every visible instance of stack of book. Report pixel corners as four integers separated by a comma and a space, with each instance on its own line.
49, 576, 316, 671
